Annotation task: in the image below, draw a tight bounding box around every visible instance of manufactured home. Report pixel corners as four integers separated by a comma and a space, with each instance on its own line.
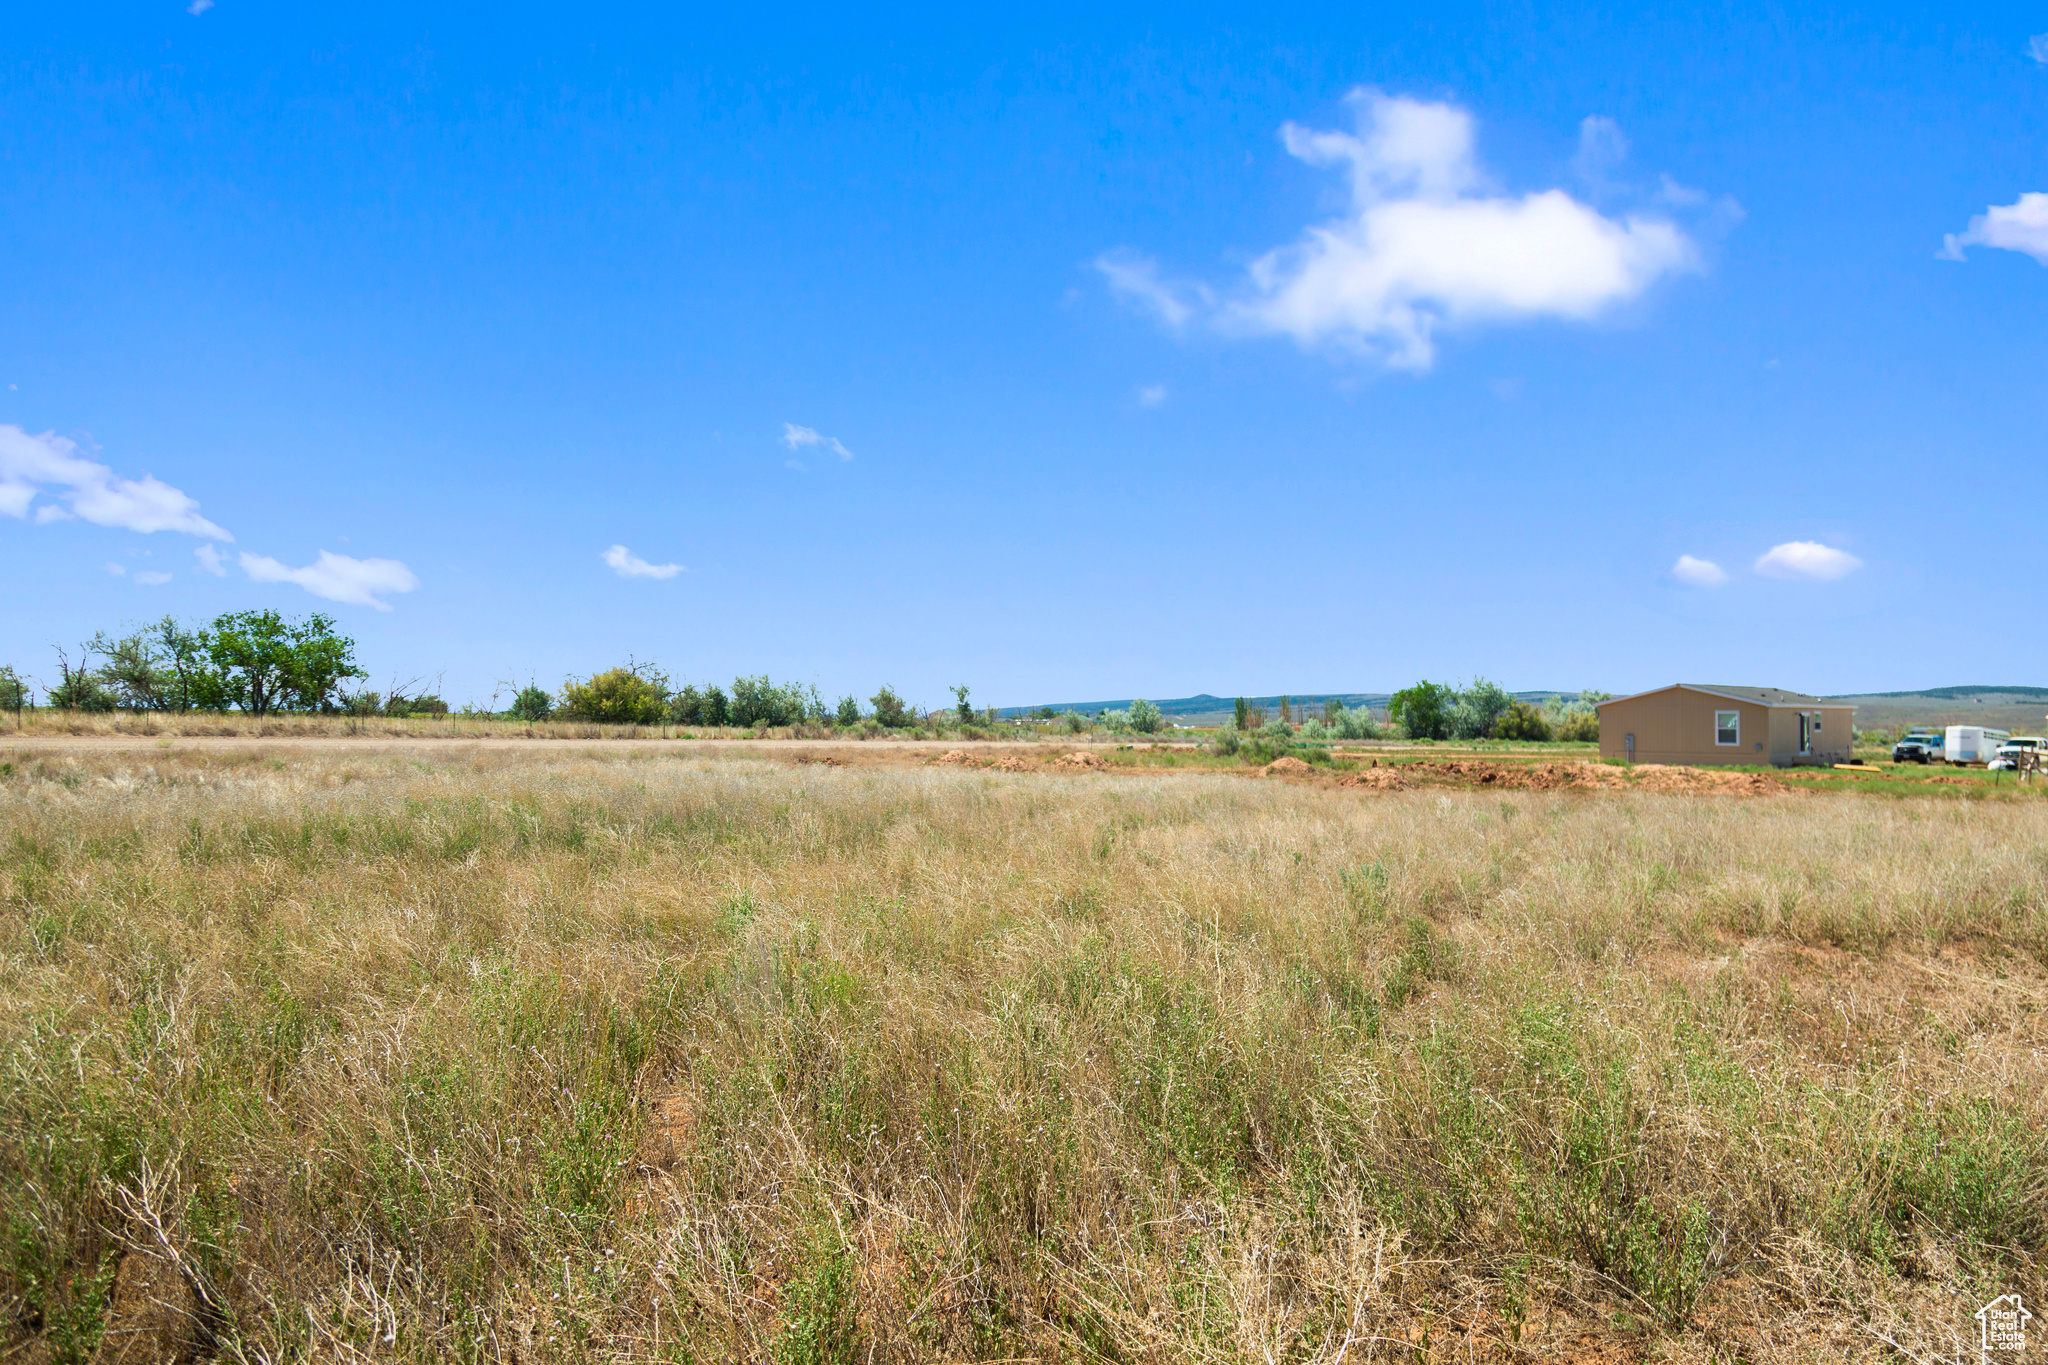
1595, 685, 1855, 767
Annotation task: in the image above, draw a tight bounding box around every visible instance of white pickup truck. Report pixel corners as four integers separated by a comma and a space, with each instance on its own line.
1988, 736, 2046, 771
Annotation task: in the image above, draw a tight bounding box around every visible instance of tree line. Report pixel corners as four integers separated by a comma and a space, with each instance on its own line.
3, 612, 367, 717
1387, 679, 1607, 742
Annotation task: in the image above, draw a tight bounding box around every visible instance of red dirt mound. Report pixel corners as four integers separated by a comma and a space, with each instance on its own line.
1053, 751, 1106, 770
1262, 756, 1313, 776
1339, 760, 1790, 796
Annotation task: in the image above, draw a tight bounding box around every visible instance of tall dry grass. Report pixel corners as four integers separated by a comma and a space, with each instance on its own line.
0, 746, 2042, 1362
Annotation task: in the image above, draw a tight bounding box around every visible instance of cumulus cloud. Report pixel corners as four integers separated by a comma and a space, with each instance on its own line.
1754, 541, 1862, 581
194, 544, 227, 576
781, 423, 853, 461
1671, 554, 1727, 587
187, 0, 214, 12
602, 544, 682, 580
1231, 95, 1697, 367
1102, 94, 1701, 371
1939, 192, 2048, 265
134, 570, 172, 586
104, 561, 127, 577
240, 550, 419, 609
0, 425, 231, 538
1136, 383, 1168, 407
2030, 33, 2048, 63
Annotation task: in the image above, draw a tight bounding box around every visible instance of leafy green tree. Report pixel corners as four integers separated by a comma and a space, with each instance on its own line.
205, 610, 364, 715
1234, 697, 1250, 730
560, 667, 667, 724
510, 685, 554, 721
1492, 699, 1553, 741
1035, 706, 1057, 721
154, 618, 219, 711
91, 630, 170, 710
951, 684, 973, 724
1128, 698, 1164, 734
835, 695, 861, 727
729, 675, 809, 728
701, 684, 730, 727
0, 666, 27, 713
1389, 681, 1454, 741
1063, 710, 1089, 734
1448, 677, 1513, 740
666, 685, 703, 725
870, 685, 910, 728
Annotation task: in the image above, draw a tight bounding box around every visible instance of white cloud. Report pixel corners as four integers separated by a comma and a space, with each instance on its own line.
1222, 94, 1698, 368
134, 570, 172, 586
1671, 554, 1727, 586
2030, 33, 2048, 63
601, 544, 682, 580
187, 0, 213, 13
240, 549, 419, 609
1754, 541, 1862, 581
1100, 94, 1701, 372
1094, 250, 1210, 328
1939, 192, 2048, 265
194, 544, 227, 576
104, 561, 127, 577
0, 425, 231, 538
781, 423, 853, 460
1136, 383, 1168, 407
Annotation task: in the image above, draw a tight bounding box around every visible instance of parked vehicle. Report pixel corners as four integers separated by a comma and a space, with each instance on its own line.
1943, 725, 2012, 766
1989, 736, 2046, 771
1891, 737, 1938, 764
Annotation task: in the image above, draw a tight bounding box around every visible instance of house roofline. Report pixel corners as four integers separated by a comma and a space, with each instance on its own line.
1594, 684, 1857, 711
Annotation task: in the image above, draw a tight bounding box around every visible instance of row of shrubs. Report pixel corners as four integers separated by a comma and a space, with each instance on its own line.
516, 666, 933, 730
1388, 680, 1606, 742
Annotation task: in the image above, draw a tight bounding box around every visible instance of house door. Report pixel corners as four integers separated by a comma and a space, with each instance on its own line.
1799, 713, 1810, 756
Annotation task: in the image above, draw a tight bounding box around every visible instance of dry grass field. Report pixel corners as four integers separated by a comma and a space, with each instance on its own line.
1, 742, 2043, 1363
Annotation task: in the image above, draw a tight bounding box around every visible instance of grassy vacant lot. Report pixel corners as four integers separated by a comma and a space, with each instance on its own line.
1, 745, 2043, 1363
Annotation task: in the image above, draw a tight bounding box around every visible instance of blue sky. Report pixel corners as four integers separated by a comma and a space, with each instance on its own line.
4, 4, 2045, 709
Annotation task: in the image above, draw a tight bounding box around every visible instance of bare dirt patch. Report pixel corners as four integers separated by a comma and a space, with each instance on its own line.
1339, 759, 1791, 796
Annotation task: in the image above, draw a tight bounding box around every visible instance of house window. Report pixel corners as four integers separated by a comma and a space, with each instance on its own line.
1715, 711, 1739, 745
1813, 712, 1822, 731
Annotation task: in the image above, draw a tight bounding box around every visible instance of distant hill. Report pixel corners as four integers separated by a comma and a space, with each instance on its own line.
996, 690, 1582, 725
1831, 686, 2048, 701
1825, 687, 2048, 734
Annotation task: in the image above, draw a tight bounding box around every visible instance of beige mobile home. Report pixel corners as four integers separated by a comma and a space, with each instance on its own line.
1595, 685, 1855, 767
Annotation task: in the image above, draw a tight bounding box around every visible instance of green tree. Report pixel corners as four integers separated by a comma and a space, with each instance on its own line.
951, 684, 973, 724
835, 695, 861, 727
153, 617, 219, 711
1388, 680, 1454, 741
1449, 677, 1513, 740
204, 610, 364, 715
90, 630, 171, 710
1234, 697, 1250, 730
1128, 698, 1164, 734
1492, 699, 1553, 741
1035, 706, 1057, 720
870, 685, 910, 728
510, 685, 554, 721
560, 667, 667, 724
666, 685, 704, 725
730, 675, 807, 728
0, 666, 27, 714
701, 684, 730, 726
